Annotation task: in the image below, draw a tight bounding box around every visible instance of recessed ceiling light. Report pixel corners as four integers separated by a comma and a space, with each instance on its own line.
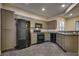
42, 8, 45, 11
70, 13, 72, 16
61, 4, 65, 7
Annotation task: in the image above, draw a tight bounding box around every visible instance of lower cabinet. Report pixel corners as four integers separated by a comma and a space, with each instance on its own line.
56, 34, 78, 52
56, 34, 62, 47
64, 35, 78, 52
61, 35, 65, 49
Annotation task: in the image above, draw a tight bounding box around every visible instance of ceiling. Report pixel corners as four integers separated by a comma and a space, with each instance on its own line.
9, 3, 71, 19
65, 3, 79, 18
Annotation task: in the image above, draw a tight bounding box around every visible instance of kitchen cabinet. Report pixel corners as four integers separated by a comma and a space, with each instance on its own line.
56, 32, 78, 52
64, 35, 78, 52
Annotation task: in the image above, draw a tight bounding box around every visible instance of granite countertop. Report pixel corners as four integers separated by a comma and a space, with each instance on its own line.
37, 30, 79, 36
57, 32, 79, 36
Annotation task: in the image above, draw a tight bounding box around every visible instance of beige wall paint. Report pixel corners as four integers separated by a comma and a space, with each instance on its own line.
65, 17, 79, 31
53, 16, 79, 31
0, 3, 2, 55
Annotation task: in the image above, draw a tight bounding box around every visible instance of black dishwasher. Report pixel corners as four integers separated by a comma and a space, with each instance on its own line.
37, 32, 45, 44
50, 33, 56, 43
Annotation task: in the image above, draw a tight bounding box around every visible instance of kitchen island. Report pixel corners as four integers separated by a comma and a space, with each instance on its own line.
56, 31, 79, 53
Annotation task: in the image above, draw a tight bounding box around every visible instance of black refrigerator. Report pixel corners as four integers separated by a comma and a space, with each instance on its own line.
15, 19, 31, 49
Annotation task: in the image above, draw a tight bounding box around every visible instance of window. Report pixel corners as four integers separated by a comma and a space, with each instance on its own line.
76, 21, 79, 31
59, 21, 64, 31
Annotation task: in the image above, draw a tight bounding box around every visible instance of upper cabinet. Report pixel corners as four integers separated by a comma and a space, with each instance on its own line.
1, 9, 15, 29
48, 20, 57, 29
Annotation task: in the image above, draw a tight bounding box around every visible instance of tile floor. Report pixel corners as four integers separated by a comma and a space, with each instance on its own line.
1, 42, 78, 56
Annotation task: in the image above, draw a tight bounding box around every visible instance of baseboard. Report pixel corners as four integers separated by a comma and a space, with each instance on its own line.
31, 42, 44, 45
56, 42, 67, 52
1, 48, 16, 53
45, 40, 50, 42
31, 43, 37, 45
31, 41, 49, 45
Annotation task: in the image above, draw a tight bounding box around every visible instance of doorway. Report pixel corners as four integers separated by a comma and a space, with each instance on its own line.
15, 19, 31, 49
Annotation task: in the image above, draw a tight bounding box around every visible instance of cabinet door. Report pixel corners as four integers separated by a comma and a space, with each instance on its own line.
56, 34, 62, 46
61, 35, 65, 49
59, 34, 62, 46
1, 9, 15, 29
64, 36, 78, 52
